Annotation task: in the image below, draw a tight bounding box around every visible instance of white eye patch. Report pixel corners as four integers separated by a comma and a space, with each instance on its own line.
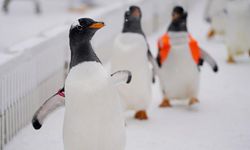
70, 20, 80, 30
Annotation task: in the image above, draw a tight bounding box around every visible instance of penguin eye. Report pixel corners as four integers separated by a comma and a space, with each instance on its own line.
125, 11, 130, 18
77, 25, 84, 31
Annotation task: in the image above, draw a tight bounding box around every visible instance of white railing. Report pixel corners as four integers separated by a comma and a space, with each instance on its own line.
0, 0, 174, 149
0, 26, 68, 149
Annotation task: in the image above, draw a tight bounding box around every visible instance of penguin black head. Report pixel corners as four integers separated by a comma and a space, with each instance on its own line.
125, 5, 142, 20
168, 6, 188, 32
70, 18, 105, 43
69, 18, 104, 68
172, 6, 184, 21
122, 6, 144, 35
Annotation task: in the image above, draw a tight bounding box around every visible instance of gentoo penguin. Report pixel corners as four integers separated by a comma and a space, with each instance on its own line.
31, 18, 133, 129
204, 0, 228, 38
64, 18, 131, 150
110, 6, 152, 120
224, 0, 250, 63
32, 20, 132, 150
156, 6, 218, 107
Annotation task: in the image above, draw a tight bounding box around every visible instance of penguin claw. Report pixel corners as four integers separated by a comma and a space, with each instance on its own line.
134, 110, 148, 120
207, 29, 215, 39
227, 55, 236, 64
159, 98, 172, 108
189, 98, 199, 106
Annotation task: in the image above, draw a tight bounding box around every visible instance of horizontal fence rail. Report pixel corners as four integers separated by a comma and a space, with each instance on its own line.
0, 0, 176, 149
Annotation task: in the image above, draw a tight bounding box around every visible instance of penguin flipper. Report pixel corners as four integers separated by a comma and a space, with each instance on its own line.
147, 51, 157, 83
147, 51, 160, 79
32, 89, 65, 130
111, 70, 132, 85
200, 48, 219, 72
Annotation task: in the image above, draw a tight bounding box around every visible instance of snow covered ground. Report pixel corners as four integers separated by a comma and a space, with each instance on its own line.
4, 0, 250, 150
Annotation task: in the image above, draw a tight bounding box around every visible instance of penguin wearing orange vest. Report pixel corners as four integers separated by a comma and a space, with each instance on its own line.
156, 6, 218, 107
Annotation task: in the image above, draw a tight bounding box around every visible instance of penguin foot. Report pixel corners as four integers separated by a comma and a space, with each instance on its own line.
207, 29, 215, 39
159, 98, 171, 108
134, 110, 148, 120
189, 98, 199, 106
227, 55, 235, 64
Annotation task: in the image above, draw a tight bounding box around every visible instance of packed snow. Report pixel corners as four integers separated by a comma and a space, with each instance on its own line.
4, 0, 250, 150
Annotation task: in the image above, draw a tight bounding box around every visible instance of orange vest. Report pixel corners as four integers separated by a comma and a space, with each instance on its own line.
157, 33, 201, 65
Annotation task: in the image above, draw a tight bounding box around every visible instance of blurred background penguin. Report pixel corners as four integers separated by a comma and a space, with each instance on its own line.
204, 0, 250, 63
224, 0, 250, 63
111, 6, 153, 120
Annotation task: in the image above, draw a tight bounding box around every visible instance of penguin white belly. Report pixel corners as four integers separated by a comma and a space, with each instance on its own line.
160, 44, 200, 100
111, 33, 152, 111
225, 0, 250, 55
63, 62, 125, 150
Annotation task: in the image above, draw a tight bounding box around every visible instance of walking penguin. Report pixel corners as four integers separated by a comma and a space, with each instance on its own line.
110, 6, 154, 120
156, 6, 218, 107
32, 18, 132, 150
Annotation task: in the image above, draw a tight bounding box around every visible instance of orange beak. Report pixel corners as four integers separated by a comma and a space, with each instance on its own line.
89, 22, 105, 29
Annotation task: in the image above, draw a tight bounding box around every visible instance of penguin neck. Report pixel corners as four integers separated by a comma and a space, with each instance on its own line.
70, 41, 101, 69
167, 21, 188, 32
122, 20, 144, 36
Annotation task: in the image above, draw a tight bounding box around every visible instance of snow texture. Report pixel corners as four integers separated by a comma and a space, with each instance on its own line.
4, 0, 250, 150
